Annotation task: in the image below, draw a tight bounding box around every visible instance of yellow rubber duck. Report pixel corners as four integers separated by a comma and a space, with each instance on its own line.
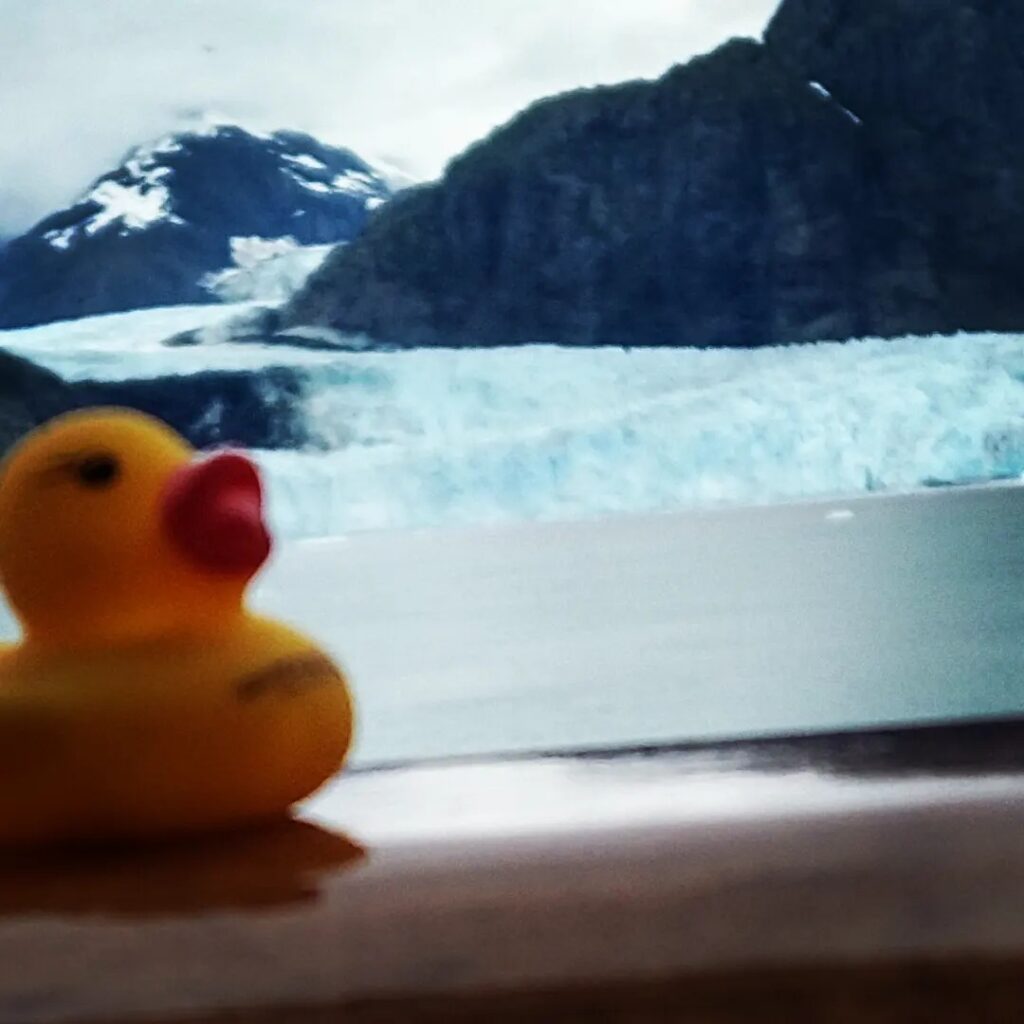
0, 408, 353, 847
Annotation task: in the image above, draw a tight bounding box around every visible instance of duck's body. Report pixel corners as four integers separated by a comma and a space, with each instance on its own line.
0, 409, 354, 847
0, 616, 351, 846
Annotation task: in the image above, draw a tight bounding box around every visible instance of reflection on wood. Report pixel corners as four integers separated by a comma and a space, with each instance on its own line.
3, 718, 1024, 1023
0, 819, 363, 916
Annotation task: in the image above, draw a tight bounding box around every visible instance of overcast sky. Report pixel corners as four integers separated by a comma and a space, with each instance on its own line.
0, 0, 778, 235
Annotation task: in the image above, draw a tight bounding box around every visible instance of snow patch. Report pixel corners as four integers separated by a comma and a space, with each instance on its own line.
45, 144, 184, 250
150, 136, 184, 156
84, 179, 183, 235
202, 236, 334, 303
288, 172, 331, 194
229, 235, 301, 268
283, 153, 328, 172
331, 169, 379, 197
808, 80, 863, 126
43, 226, 76, 251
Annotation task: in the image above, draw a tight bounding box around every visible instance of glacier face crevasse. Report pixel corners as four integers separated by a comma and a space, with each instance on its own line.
5, 305, 1024, 540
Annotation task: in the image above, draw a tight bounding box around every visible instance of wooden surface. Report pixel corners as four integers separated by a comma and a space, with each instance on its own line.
101, 963, 1024, 1024
3, 717, 1024, 1023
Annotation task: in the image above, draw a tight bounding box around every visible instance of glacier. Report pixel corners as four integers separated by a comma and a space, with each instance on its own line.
201, 236, 335, 304
4, 304, 1024, 540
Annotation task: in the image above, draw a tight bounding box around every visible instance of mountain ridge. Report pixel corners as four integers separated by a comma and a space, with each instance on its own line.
0, 125, 393, 329
280, 0, 1024, 350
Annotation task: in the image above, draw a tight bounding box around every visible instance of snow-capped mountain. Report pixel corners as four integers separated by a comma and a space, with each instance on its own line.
0, 125, 394, 329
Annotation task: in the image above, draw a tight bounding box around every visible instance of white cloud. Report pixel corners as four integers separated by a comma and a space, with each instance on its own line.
0, 0, 778, 234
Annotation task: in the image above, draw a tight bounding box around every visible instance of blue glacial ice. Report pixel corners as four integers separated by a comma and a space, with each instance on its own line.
5, 304, 1024, 539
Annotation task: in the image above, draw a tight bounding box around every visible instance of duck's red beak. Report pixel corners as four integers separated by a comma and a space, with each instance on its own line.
162, 450, 272, 576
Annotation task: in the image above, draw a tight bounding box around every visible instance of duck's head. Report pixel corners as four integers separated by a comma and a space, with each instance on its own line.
0, 408, 272, 646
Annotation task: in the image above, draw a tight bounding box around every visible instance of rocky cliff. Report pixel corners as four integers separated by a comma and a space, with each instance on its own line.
282, 0, 1024, 349
0, 350, 310, 457
0, 351, 77, 455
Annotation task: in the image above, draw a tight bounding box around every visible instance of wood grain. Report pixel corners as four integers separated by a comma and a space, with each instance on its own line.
93, 961, 1024, 1024
3, 717, 1024, 1023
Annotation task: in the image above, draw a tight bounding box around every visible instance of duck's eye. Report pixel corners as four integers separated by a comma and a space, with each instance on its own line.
76, 454, 120, 488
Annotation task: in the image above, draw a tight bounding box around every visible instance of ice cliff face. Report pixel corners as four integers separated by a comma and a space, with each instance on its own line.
0, 125, 392, 329
283, 0, 1024, 350
9, 302, 1024, 537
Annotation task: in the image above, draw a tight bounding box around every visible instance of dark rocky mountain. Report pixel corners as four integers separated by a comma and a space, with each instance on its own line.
282, 0, 1024, 349
0, 351, 77, 455
765, 0, 1024, 337
0, 349, 309, 458
0, 126, 392, 330
75, 366, 311, 450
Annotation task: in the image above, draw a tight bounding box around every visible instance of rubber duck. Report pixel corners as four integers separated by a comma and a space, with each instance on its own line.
0, 408, 353, 847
